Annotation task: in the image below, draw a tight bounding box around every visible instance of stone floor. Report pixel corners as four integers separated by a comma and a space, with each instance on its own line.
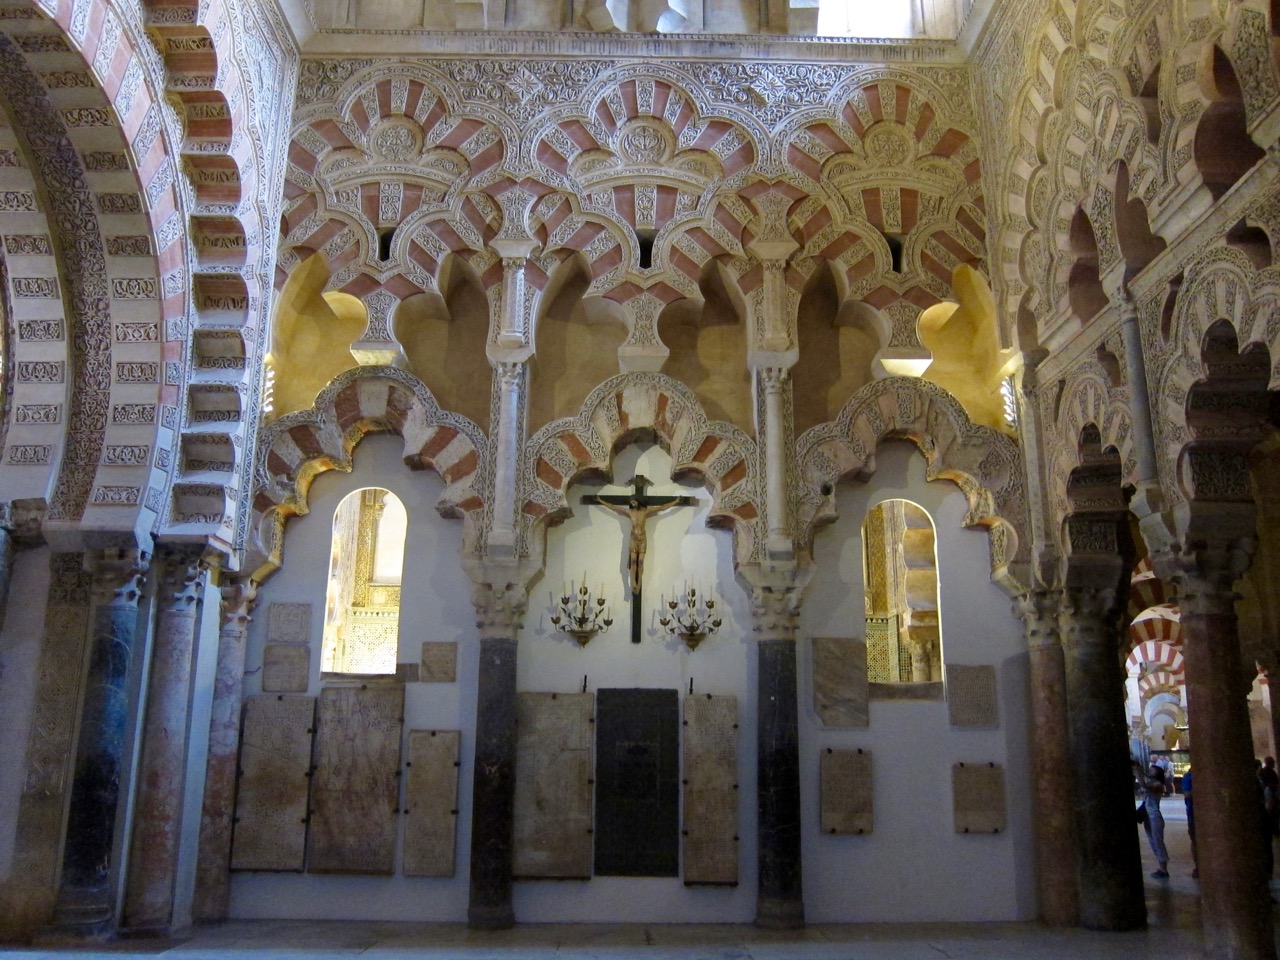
1, 801, 1272, 959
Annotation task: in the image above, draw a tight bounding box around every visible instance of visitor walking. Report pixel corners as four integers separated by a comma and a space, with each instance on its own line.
1182, 767, 1197, 879
1138, 763, 1170, 879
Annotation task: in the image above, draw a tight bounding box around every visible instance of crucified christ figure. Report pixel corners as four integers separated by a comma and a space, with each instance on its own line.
580, 475, 697, 643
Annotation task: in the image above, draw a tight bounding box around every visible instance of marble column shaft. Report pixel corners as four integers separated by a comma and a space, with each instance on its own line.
755, 636, 803, 928
1059, 587, 1146, 932
192, 578, 257, 923
122, 553, 205, 934
467, 635, 518, 929
1179, 564, 1276, 960
1015, 588, 1079, 927
50, 549, 149, 940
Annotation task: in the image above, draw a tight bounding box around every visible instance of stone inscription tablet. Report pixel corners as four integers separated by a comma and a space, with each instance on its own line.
595, 688, 679, 877
403, 729, 460, 877
262, 643, 309, 693
513, 692, 594, 879
946, 664, 1000, 727
231, 695, 315, 871
952, 762, 1007, 834
682, 694, 738, 885
267, 602, 311, 644
307, 685, 404, 873
813, 637, 868, 727
820, 748, 873, 835
420, 642, 457, 683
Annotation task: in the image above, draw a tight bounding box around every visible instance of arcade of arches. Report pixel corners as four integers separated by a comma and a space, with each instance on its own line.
0, 1, 1279, 959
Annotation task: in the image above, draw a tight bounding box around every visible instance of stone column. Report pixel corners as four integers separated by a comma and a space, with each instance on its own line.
1014, 587, 1079, 926
467, 580, 527, 930
1175, 542, 1276, 960
47, 548, 149, 941
749, 574, 804, 929
760, 367, 792, 560
122, 549, 206, 934
488, 361, 524, 559
0, 498, 45, 628
1059, 584, 1146, 931
192, 577, 258, 923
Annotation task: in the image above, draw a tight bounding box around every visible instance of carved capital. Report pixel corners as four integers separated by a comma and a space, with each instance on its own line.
0, 497, 46, 546
156, 545, 208, 609
496, 360, 523, 390
760, 366, 789, 391
87, 547, 149, 607
472, 580, 528, 637
1058, 585, 1117, 646
219, 577, 259, 632
1012, 588, 1063, 648
1167, 535, 1256, 619
749, 583, 802, 640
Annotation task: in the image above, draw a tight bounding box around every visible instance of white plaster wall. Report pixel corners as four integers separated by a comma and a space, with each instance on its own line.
799, 440, 1037, 922
231, 433, 478, 920
0, 546, 51, 878
513, 443, 757, 923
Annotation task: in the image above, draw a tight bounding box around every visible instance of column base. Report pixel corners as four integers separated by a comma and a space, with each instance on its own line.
754, 896, 805, 929
467, 903, 515, 930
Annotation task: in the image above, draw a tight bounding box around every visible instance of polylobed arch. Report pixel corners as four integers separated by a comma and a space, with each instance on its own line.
521, 372, 762, 569
1048, 366, 1138, 531
248, 365, 488, 580
795, 376, 1027, 594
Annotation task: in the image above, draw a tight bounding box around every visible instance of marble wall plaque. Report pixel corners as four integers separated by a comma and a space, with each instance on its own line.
682, 694, 738, 885
262, 643, 310, 693
230, 695, 315, 871
420, 642, 457, 682
946, 664, 999, 727
595, 688, 679, 877
267, 602, 311, 644
952, 762, 1007, 834
820, 748, 873, 835
813, 637, 868, 727
403, 729, 460, 877
307, 684, 404, 873
513, 692, 594, 879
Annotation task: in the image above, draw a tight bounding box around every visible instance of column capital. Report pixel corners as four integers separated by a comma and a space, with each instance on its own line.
1058, 584, 1118, 645
1012, 587, 1064, 648
0, 497, 45, 545
741, 565, 808, 641
218, 577, 258, 630
471, 580, 528, 639
496, 360, 523, 387
1164, 535, 1256, 619
87, 547, 149, 607
156, 545, 209, 608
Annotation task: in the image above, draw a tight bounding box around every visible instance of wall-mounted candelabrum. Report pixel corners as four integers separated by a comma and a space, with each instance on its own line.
659, 586, 722, 651
551, 578, 613, 647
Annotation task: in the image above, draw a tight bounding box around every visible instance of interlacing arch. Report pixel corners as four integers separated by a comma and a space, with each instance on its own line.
794, 377, 1027, 593
1151, 246, 1280, 503
1047, 364, 1138, 527
0, 2, 181, 535
782, 75, 986, 312
249, 365, 488, 579
280, 63, 509, 297
528, 69, 759, 306
521, 373, 762, 567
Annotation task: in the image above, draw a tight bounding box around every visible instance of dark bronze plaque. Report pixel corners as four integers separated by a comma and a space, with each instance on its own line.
594, 688, 679, 877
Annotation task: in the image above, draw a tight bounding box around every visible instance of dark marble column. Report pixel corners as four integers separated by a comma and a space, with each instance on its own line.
467, 581, 525, 930
1059, 585, 1145, 932
1014, 588, 1079, 927
756, 635, 803, 928
47, 548, 149, 942
1177, 546, 1276, 960
192, 578, 257, 923
122, 549, 206, 935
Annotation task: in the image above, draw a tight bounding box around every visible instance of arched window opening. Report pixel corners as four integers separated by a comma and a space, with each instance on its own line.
863, 499, 942, 685
1067, 206, 1107, 322
321, 487, 407, 675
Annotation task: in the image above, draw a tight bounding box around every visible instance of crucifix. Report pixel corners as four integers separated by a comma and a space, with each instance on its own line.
581, 475, 697, 644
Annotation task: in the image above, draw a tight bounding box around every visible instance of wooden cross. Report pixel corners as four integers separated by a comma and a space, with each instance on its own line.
580, 475, 697, 644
